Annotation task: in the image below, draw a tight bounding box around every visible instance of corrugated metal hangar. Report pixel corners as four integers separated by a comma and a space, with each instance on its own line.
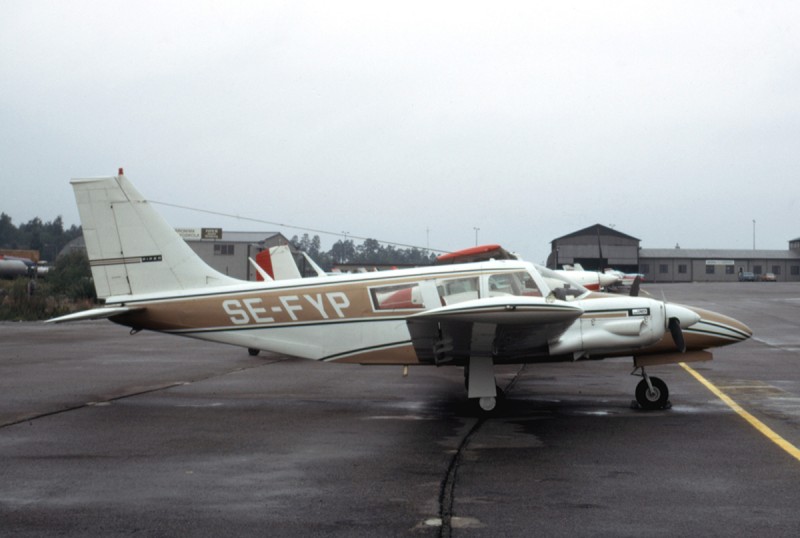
547, 224, 800, 283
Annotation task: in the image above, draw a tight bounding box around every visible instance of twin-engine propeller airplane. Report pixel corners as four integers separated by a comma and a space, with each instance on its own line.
50, 172, 753, 412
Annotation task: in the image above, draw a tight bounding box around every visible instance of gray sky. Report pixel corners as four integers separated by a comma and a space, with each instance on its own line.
2, 1, 798, 263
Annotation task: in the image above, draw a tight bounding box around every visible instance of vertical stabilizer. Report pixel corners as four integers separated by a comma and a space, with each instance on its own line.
255, 245, 303, 281
72, 173, 240, 298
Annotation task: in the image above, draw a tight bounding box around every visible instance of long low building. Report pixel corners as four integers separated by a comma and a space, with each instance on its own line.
638, 248, 800, 283
548, 224, 800, 283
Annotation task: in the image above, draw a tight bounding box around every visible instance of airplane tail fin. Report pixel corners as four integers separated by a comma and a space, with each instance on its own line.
255, 245, 302, 281
72, 171, 240, 299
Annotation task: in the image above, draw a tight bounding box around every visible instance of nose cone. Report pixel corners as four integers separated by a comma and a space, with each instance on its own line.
665, 303, 702, 328
599, 272, 620, 288
681, 305, 753, 349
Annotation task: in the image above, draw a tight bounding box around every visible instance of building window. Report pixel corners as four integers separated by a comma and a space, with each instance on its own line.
791, 266, 800, 276
641, 264, 649, 275
772, 265, 781, 275
753, 265, 762, 275
214, 244, 235, 256
659, 264, 668, 274
725, 266, 735, 274
678, 264, 687, 274
705, 265, 715, 274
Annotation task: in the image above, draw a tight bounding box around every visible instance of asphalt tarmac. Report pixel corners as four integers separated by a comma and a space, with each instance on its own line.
1, 282, 799, 537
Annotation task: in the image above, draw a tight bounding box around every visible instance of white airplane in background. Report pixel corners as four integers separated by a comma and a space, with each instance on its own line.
50, 172, 752, 412
558, 263, 620, 291
436, 246, 620, 291
605, 268, 646, 288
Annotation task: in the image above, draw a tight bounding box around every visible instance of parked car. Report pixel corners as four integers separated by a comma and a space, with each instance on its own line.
759, 272, 777, 282
738, 271, 756, 282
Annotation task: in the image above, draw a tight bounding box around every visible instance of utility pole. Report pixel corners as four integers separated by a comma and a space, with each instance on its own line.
752, 219, 756, 250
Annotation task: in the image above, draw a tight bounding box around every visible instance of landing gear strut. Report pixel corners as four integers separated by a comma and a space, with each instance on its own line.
464, 355, 500, 413
632, 367, 670, 410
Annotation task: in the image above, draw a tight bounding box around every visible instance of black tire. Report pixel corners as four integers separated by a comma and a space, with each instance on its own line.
635, 377, 669, 410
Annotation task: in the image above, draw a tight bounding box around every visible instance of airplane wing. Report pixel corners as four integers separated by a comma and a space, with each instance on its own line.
406, 296, 583, 364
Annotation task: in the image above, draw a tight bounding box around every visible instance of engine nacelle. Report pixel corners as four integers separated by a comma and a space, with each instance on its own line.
549, 297, 672, 356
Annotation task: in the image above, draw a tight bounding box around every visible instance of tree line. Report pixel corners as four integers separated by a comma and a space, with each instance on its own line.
0, 213, 82, 262
290, 234, 436, 269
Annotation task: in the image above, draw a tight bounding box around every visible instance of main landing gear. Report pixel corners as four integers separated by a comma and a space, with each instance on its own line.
632, 367, 670, 410
463, 356, 505, 413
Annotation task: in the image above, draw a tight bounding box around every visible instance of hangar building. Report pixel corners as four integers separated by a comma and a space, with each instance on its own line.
176, 229, 296, 281
548, 224, 800, 283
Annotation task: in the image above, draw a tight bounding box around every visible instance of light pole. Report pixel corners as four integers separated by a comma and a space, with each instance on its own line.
473, 227, 480, 247
341, 231, 349, 264
752, 219, 756, 250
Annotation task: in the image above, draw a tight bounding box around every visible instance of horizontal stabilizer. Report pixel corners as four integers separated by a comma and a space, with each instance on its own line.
46, 306, 143, 324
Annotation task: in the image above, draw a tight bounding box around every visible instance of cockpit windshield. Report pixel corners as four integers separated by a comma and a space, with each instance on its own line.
534, 264, 590, 301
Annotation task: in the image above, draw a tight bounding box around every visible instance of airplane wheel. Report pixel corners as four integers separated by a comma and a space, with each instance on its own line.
478, 397, 497, 412
248, 348, 260, 356
635, 377, 669, 410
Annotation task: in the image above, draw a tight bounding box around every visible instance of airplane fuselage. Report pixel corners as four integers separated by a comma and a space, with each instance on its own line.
105, 260, 750, 367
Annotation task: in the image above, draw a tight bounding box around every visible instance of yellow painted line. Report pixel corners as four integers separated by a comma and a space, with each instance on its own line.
680, 363, 800, 463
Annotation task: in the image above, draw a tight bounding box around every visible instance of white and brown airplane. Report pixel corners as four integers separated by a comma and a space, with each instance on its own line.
50, 172, 752, 412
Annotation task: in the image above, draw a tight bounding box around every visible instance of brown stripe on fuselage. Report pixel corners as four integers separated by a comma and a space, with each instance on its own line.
110, 267, 520, 332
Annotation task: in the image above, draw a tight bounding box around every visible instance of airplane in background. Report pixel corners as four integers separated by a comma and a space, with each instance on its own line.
558, 263, 621, 291
605, 268, 646, 288
50, 172, 752, 412
436, 245, 620, 291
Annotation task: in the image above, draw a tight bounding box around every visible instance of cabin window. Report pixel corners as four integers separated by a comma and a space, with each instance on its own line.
488, 271, 541, 297
437, 277, 480, 305
370, 283, 425, 310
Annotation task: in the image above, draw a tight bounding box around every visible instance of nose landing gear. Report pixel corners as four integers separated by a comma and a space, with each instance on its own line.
632, 367, 670, 410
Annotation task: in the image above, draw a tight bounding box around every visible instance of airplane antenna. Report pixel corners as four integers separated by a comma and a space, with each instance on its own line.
149, 199, 450, 253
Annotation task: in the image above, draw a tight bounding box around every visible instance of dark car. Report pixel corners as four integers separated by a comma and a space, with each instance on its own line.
739, 271, 756, 282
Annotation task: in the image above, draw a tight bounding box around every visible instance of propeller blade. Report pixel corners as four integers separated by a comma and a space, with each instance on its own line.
668, 317, 686, 352
629, 275, 641, 297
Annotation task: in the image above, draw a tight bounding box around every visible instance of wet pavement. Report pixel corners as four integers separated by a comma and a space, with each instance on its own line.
1, 282, 799, 536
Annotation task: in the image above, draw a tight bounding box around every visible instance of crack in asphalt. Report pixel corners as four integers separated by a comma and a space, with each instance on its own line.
0, 360, 282, 429
436, 364, 527, 537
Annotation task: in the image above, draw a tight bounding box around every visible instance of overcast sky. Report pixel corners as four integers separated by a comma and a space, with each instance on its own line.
2, 1, 798, 263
